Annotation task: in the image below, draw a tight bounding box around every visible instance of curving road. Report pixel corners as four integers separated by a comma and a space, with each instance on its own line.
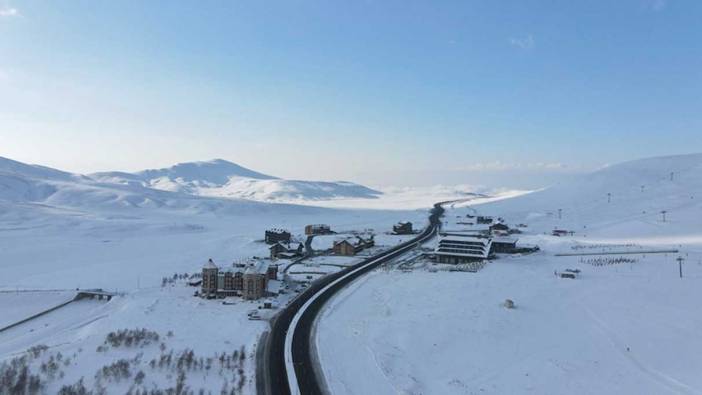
258, 202, 447, 395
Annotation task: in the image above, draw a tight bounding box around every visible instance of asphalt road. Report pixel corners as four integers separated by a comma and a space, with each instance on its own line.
258, 202, 447, 395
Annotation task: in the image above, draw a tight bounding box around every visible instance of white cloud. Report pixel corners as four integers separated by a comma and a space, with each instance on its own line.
0, 7, 19, 17
509, 34, 534, 50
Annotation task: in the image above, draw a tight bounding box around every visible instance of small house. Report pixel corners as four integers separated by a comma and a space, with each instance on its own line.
269, 242, 304, 260
393, 221, 413, 235
333, 239, 357, 256
333, 235, 375, 256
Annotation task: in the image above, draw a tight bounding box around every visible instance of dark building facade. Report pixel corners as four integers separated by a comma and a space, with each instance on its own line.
265, 229, 291, 244
393, 221, 413, 235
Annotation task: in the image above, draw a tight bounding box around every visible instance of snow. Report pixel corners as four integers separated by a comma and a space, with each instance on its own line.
316, 153, 702, 395
0, 291, 76, 329
317, 255, 702, 395
90, 159, 382, 202
4, 152, 701, 393
0, 155, 459, 393
0, 286, 268, 393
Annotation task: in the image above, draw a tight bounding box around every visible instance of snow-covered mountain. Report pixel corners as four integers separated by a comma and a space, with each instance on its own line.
91, 159, 382, 202
473, 153, 702, 240
0, 157, 320, 220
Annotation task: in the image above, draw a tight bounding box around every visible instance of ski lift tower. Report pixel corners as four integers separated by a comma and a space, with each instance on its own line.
677, 256, 685, 278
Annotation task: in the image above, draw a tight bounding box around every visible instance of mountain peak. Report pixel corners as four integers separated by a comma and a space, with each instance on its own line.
137, 159, 278, 185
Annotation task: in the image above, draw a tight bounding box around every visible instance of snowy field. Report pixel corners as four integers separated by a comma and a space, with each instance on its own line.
0, 204, 428, 392
0, 291, 76, 329
0, 286, 269, 393
318, 249, 702, 395
0, 156, 440, 393
317, 154, 702, 395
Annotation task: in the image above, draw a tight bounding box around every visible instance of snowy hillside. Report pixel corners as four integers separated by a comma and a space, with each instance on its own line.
317, 153, 702, 395
471, 153, 702, 240
0, 156, 284, 218
91, 159, 382, 202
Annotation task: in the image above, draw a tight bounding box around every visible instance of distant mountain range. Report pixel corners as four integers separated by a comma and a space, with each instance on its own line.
0, 157, 381, 213
89, 159, 381, 202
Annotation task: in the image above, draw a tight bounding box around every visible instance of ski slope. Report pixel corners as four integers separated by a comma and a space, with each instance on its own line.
316, 153, 702, 395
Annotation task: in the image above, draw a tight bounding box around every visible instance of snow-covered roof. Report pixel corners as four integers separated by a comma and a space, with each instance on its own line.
492, 236, 518, 244
244, 259, 270, 275
439, 235, 491, 244
203, 259, 218, 269
267, 279, 283, 294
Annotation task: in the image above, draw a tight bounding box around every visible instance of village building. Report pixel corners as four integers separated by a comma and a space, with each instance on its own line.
434, 234, 492, 264
490, 236, 518, 254
393, 221, 413, 235
200, 259, 277, 300
305, 224, 333, 236
333, 239, 357, 256
476, 216, 494, 225
552, 229, 574, 237
489, 222, 510, 233
333, 235, 375, 256
265, 228, 291, 244
269, 242, 304, 260
243, 265, 266, 300
440, 227, 490, 238
216, 267, 238, 297
201, 259, 219, 298
266, 264, 278, 280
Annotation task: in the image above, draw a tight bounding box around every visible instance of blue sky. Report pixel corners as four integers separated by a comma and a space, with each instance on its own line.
0, 0, 700, 188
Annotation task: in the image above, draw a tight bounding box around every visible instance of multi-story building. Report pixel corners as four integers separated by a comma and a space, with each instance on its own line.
490, 236, 518, 253
200, 259, 275, 300
242, 260, 271, 300
201, 259, 219, 298
434, 234, 492, 264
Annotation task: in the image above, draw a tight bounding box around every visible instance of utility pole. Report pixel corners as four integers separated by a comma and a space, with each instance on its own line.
676, 256, 684, 278
660, 210, 667, 222
607, 193, 611, 203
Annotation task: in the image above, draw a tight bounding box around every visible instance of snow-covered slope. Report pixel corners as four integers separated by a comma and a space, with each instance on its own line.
316, 153, 702, 395
91, 159, 382, 202
471, 153, 702, 240
0, 157, 322, 221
